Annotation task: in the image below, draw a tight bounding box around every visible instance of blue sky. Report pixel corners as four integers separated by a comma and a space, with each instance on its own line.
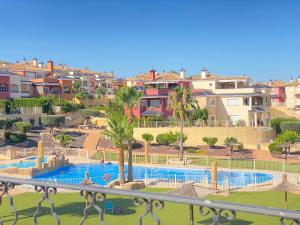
0, 0, 299, 81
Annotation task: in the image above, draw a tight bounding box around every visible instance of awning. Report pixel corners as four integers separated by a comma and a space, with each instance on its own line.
142, 95, 168, 99
249, 107, 265, 113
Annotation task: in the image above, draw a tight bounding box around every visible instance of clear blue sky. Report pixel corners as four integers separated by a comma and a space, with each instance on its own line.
1, 0, 299, 81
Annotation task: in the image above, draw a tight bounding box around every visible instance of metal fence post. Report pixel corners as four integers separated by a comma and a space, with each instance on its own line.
144, 173, 147, 186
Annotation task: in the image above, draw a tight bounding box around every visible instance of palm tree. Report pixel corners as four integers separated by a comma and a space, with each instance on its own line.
105, 113, 133, 184
142, 133, 154, 164
168, 87, 194, 161
116, 86, 142, 182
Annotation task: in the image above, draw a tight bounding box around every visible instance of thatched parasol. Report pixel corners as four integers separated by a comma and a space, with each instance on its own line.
166, 183, 215, 225
271, 174, 300, 209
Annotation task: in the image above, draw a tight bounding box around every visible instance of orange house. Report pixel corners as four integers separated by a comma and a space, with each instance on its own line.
32, 77, 72, 100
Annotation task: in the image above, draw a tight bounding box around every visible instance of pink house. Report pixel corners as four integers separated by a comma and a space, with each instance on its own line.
0, 74, 10, 99
128, 69, 190, 119
271, 86, 286, 105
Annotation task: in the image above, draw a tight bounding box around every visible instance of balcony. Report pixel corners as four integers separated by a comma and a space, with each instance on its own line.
144, 88, 169, 96
0, 176, 299, 225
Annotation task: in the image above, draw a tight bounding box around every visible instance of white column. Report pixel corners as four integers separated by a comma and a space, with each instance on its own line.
254, 113, 258, 127
235, 81, 238, 89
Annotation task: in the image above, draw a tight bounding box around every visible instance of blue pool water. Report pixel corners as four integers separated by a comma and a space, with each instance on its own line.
33, 163, 273, 187
0, 157, 48, 169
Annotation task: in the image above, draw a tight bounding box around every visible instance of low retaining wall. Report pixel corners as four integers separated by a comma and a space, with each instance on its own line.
133, 127, 275, 149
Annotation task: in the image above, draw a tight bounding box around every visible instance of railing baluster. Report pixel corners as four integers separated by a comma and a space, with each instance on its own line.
199, 206, 236, 225
0, 182, 18, 225
79, 191, 106, 225
280, 218, 300, 225
33, 186, 60, 225
134, 197, 164, 225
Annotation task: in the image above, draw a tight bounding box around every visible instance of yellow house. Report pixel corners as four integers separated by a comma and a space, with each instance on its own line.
191, 69, 271, 127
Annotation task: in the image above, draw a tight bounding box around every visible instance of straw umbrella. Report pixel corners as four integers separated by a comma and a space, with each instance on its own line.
271, 174, 300, 209
166, 183, 215, 225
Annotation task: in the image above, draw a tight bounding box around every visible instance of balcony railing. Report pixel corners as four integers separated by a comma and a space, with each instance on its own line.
0, 176, 299, 225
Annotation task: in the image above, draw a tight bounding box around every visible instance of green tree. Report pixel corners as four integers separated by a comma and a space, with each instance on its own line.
116, 86, 143, 182
41, 115, 65, 134
224, 137, 243, 159
203, 136, 218, 148
105, 113, 133, 184
142, 133, 154, 164
79, 109, 101, 125
96, 86, 106, 98
271, 131, 300, 161
55, 131, 73, 148
14, 122, 32, 134
168, 87, 195, 160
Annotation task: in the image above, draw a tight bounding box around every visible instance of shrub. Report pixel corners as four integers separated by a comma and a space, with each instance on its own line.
41, 115, 65, 132
269, 142, 281, 154
156, 134, 169, 145
79, 109, 102, 125
142, 133, 154, 142
156, 131, 178, 145
280, 121, 300, 133
146, 115, 164, 121
174, 132, 188, 143
4, 131, 27, 143
224, 137, 238, 146
14, 122, 32, 134
203, 136, 218, 148
269, 117, 299, 135
237, 142, 244, 150
55, 131, 73, 148
236, 119, 246, 127
0, 118, 22, 130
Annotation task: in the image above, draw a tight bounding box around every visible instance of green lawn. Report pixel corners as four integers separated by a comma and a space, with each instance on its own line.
0, 189, 299, 225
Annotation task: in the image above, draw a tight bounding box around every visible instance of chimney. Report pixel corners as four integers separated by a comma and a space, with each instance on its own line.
150, 69, 156, 81
179, 67, 186, 79
201, 67, 208, 79
47, 60, 54, 74
32, 57, 38, 67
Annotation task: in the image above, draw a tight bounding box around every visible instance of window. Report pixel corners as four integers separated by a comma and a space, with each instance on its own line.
10, 84, 19, 93
82, 81, 88, 87
227, 99, 240, 106
149, 99, 160, 107
52, 87, 60, 94
0, 84, 8, 92
63, 86, 70, 93
209, 98, 216, 106
44, 87, 49, 94
229, 115, 240, 124
243, 98, 249, 106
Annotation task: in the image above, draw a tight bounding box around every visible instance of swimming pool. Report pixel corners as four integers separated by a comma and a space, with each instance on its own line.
33, 163, 273, 187
0, 157, 48, 169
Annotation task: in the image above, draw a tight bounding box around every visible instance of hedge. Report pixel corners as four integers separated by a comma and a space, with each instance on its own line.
4, 131, 27, 143
269, 117, 299, 135
280, 121, 300, 133
14, 122, 32, 134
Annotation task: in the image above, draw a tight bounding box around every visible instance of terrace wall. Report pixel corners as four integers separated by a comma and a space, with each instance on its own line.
133, 127, 276, 149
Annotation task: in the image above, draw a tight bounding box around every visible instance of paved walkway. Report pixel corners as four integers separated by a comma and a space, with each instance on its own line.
81, 130, 101, 158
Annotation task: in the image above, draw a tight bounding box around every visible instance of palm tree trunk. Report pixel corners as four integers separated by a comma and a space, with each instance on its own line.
145, 141, 149, 164
179, 120, 184, 161
127, 140, 133, 182
118, 145, 125, 185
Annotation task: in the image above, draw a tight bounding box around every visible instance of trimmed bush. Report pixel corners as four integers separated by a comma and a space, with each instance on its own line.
0, 118, 22, 130
203, 136, 218, 148
41, 115, 65, 132
269, 142, 281, 154
280, 121, 300, 133
269, 117, 299, 135
156, 131, 178, 145
14, 122, 32, 134
142, 133, 154, 142
79, 109, 102, 125
4, 131, 27, 143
